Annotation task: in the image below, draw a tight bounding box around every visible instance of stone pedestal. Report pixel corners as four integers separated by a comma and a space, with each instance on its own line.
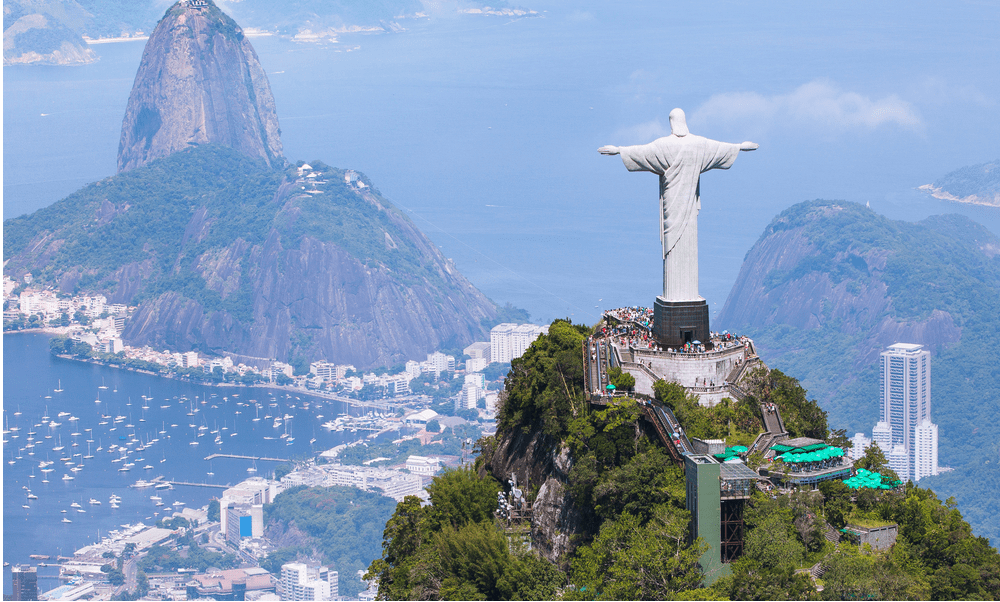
653, 297, 710, 349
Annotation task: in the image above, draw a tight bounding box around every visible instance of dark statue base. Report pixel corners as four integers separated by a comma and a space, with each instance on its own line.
653, 297, 711, 349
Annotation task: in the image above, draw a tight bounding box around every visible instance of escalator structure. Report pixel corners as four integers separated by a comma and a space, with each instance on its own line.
642, 402, 694, 467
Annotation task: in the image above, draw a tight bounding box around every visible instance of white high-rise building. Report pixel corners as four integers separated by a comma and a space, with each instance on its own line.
280, 563, 336, 601
849, 433, 871, 461
491, 323, 548, 364
872, 421, 892, 455
875, 343, 936, 481
490, 323, 518, 364
888, 444, 910, 482
914, 419, 939, 481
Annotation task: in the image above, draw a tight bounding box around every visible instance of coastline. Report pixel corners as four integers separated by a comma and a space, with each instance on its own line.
4, 329, 409, 409
83, 36, 149, 45
918, 184, 1000, 208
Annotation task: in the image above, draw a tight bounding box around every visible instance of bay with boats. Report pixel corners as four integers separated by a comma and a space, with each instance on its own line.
2, 332, 384, 594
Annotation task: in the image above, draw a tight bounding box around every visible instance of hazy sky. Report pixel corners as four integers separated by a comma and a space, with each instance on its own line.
5, 0, 999, 322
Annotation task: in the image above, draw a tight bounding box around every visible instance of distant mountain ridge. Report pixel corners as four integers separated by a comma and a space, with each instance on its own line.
718, 199, 1000, 544
920, 159, 1000, 208
3, 146, 499, 368
3, 0, 97, 66
117, 0, 283, 172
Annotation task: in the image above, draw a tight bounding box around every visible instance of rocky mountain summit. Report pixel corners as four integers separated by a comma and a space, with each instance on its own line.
117, 0, 282, 172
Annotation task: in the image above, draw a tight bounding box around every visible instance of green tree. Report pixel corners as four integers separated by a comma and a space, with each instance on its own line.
135, 571, 149, 597
207, 499, 220, 522
821, 544, 928, 600
499, 319, 589, 439
426, 467, 500, 530
570, 505, 705, 600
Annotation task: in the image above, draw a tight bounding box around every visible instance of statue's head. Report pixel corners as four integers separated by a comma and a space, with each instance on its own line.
669, 108, 689, 137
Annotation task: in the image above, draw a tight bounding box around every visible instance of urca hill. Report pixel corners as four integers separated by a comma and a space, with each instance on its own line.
4, 146, 498, 368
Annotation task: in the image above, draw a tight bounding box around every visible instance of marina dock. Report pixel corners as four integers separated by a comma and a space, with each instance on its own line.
203, 453, 291, 462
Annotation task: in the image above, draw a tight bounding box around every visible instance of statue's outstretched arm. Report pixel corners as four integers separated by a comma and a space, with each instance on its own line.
739, 142, 759, 151
598, 145, 620, 155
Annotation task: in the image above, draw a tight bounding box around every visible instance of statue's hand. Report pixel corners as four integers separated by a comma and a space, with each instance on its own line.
598, 145, 620, 155
739, 141, 759, 151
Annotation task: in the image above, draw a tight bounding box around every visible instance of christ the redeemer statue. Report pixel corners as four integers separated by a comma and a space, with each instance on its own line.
600, 108, 757, 302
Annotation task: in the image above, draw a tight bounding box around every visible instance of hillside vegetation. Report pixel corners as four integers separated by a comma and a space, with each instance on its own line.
717, 200, 1000, 545
261, 485, 397, 598
3, 145, 498, 368
365, 320, 1000, 600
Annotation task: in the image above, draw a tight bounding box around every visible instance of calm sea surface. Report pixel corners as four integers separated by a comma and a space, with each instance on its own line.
3, 332, 368, 595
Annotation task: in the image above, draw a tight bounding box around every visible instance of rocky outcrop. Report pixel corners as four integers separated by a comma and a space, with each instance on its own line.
479, 426, 585, 566
718, 202, 967, 367
120, 228, 498, 367
117, 0, 282, 172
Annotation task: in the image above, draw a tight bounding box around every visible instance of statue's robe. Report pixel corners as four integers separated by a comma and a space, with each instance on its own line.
618, 134, 742, 301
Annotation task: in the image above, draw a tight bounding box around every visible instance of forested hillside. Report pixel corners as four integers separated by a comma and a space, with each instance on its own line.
717, 200, 1000, 545
3, 145, 498, 368
365, 320, 1000, 600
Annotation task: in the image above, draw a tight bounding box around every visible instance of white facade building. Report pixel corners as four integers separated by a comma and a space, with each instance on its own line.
914, 419, 939, 481
466, 357, 489, 373
464, 341, 491, 361
873, 343, 937, 482
872, 421, 893, 456
490, 323, 517, 363
405, 455, 441, 475
888, 444, 910, 482
490, 323, 548, 364
849, 433, 871, 461
280, 563, 336, 601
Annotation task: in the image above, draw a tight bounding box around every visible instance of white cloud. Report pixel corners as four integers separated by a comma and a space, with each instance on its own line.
690, 79, 923, 134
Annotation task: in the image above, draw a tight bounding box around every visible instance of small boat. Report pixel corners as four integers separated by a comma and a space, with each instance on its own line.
61, 518, 72, 523
62, 474, 74, 480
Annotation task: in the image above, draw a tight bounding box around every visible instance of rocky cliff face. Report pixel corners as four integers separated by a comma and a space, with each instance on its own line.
479, 426, 584, 566
4, 146, 498, 368
717, 204, 963, 370
117, 0, 282, 172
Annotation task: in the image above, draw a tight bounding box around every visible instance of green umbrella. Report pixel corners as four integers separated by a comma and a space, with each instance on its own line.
606, 384, 616, 390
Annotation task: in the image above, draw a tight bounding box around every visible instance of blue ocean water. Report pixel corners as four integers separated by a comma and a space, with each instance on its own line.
4, 2, 999, 324
2, 333, 367, 595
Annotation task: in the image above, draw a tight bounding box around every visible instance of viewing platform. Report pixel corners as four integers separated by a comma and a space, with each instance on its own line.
591, 306, 759, 406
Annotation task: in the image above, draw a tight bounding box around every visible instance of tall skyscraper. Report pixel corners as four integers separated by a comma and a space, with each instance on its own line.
874, 343, 937, 481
